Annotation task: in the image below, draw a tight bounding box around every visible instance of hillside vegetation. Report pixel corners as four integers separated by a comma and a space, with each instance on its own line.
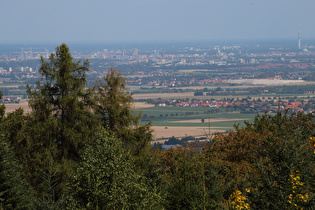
1, 44, 315, 209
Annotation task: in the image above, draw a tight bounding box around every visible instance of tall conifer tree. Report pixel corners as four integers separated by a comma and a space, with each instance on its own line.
27, 43, 97, 159
18, 43, 98, 199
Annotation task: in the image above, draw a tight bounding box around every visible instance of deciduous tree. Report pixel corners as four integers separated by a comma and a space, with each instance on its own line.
66, 129, 162, 209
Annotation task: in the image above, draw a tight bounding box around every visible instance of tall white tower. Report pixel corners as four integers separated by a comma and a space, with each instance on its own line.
21, 48, 24, 60
298, 28, 301, 50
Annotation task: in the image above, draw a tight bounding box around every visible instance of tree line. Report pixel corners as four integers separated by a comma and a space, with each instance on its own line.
1, 44, 315, 209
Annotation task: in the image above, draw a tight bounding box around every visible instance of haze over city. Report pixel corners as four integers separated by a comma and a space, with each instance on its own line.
1, 0, 315, 44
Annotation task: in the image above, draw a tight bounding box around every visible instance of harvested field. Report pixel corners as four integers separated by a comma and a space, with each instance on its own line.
170, 118, 250, 123
0, 85, 20, 88
5, 100, 30, 113
224, 79, 305, 86
133, 92, 194, 100
178, 69, 217, 73
133, 102, 155, 109
4, 100, 153, 114
172, 86, 216, 90
152, 125, 225, 140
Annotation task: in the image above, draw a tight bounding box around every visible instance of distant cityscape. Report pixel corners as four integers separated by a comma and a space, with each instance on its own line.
0, 40, 315, 79
0, 39, 315, 109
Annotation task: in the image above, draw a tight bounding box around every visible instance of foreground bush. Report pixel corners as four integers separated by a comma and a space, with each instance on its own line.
66, 130, 162, 209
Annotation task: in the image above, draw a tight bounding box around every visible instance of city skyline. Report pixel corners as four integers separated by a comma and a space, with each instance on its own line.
0, 0, 315, 44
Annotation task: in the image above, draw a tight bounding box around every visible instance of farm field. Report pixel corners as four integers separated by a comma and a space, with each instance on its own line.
3, 83, 314, 140
151, 118, 250, 139
178, 69, 219, 73
133, 92, 195, 99
4, 99, 30, 113
151, 126, 225, 140
170, 118, 251, 123
4, 100, 256, 139
133, 92, 252, 100
130, 80, 315, 92
4, 101, 154, 114
224, 79, 306, 85
0, 82, 23, 87
139, 106, 255, 119
139, 106, 256, 138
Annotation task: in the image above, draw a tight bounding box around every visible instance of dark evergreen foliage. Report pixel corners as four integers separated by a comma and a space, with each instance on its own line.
66, 129, 162, 209
27, 43, 98, 159
3, 43, 100, 200
0, 136, 31, 209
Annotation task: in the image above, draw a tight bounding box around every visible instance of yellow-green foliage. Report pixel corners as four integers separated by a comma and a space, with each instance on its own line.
230, 189, 250, 210
288, 171, 308, 208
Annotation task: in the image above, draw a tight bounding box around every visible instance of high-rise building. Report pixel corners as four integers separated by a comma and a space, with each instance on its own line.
30, 48, 33, 60
298, 28, 301, 50
133, 48, 138, 56
21, 48, 24, 60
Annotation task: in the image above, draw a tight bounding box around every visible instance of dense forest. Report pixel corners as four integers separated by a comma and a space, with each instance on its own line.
1, 44, 315, 209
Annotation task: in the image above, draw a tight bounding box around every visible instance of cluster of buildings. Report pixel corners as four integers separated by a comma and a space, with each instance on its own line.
156, 98, 313, 114
87, 45, 314, 68
1, 41, 314, 76
0, 96, 21, 104
0, 42, 314, 100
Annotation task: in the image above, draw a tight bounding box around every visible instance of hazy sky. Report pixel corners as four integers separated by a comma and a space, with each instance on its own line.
0, 0, 314, 43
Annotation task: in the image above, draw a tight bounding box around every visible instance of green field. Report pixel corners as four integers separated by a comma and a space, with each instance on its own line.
137, 106, 257, 130
0, 82, 26, 86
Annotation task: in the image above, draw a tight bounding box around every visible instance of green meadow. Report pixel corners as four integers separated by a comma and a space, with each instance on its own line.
137, 105, 257, 130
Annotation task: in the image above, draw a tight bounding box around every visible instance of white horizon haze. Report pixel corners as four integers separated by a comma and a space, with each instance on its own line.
0, 0, 314, 44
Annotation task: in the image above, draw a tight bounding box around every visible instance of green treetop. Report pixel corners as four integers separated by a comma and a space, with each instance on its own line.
94, 68, 138, 131
27, 43, 97, 159
18, 44, 99, 199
